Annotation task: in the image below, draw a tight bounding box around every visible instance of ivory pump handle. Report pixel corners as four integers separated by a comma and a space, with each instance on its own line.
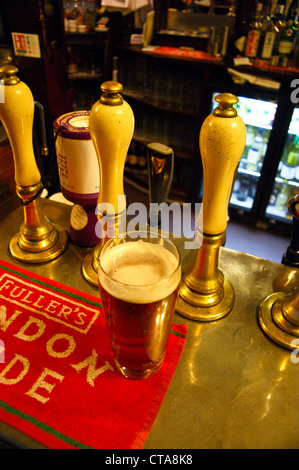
89, 81, 134, 215
199, 93, 246, 235
0, 65, 41, 187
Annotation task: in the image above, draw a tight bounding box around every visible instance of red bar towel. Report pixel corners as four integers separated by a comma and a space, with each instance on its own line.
0, 259, 187, 449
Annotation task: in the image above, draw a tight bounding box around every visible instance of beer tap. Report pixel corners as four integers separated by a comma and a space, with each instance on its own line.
0, 64, 68, 263
176, 93, 246, 321
82, 81, 134, 286
259, 285, 299, 351
258, 193, 299, 350
147, 142, 174, 228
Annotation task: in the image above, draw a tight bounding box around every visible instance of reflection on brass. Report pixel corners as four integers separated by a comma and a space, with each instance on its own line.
176, 232, 234, 321
273, 269, 299, 294
258, 288, 299, 350
10, 182, 68, 263
151, 156, 165, 174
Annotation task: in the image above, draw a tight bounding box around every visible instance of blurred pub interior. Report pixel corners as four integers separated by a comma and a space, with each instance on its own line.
0, 0, 298, 261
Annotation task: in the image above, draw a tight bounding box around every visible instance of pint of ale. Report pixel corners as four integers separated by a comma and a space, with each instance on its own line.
98, 231, 181, 379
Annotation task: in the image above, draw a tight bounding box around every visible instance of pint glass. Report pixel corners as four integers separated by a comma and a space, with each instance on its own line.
98, 231, 181, 379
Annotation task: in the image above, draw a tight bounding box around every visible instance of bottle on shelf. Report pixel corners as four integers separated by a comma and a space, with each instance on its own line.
275, 182, 291, 212
280, 135, 299, 180
237, 176, 250, 202
269, 0, 287, 65
269, 182, 280, 206
248, 175, 257, 199
246, 128, 265, 172
232, 174, 241, 194
244, 2, 264, 58
274, 1, 287, 31
277, 6, 297, 66
241, 125, 256, 167
245, 125, 257, 151
229, 6, 250, 57
259, 3, 277, 60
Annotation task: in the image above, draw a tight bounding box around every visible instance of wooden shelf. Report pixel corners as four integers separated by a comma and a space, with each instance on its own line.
122, 88, 198, 117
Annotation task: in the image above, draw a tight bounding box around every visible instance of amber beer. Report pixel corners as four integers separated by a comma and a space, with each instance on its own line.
98, 232, 181, 379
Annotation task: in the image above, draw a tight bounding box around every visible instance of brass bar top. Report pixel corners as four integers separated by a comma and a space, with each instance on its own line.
0, 197, 298, 449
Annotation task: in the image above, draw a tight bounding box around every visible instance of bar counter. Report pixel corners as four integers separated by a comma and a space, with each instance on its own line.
0, 197, 298, 449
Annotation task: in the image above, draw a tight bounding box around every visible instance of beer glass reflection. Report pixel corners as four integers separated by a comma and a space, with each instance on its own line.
98, 231, 181, 380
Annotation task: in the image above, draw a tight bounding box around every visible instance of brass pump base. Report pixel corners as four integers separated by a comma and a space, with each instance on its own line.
9, 226, 68, 264
82, 242, 102, 287
176, 276, 234, 322
258, 288, 299, 350
176, 231, 234, 322
81, 211, 125, 287
10, 182, 68, 264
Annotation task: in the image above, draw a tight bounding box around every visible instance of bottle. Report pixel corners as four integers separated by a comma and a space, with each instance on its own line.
269, 1, 287, 65
244, 125, 257, 158
260, 8, 277, 59
269, 183, 279, 205
275, 1, 287, 31
248, 175, 257, 199
233, 174, 241, 193
244, 2, 263, 58
237, 176, 250, 202
294, 7, 299, 66
247, 128, 265, 171
278, 10, 297, 66
229, 7, 250, 57
275, 183, 290, 212
280, 135, 299, 180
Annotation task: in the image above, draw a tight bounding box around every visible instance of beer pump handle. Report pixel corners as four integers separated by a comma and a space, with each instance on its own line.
176, 93, 246, 321
199, 93, 246, 235
259, 199, 299, 349
282, 194, 299, 268
147, 142, 174, 227
0, 65, 41, 187
82, 81, 134, 285
0, 65, 68, 263
89, 81, 134, 215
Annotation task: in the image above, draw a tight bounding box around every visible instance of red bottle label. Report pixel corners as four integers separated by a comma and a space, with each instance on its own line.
245, 30, 261, 57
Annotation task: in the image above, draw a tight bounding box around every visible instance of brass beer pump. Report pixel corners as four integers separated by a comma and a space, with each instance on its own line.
82, 81, 134, 286
176, 93, 246, 321
258, 194, 299, 350
0, 65, 68, 263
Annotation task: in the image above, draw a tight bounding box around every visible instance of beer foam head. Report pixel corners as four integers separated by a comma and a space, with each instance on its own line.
99, 240, 181, 303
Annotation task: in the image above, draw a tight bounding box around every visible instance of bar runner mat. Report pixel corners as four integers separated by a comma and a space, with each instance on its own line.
152, 46, 223, 61
0, 259, 187, 449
